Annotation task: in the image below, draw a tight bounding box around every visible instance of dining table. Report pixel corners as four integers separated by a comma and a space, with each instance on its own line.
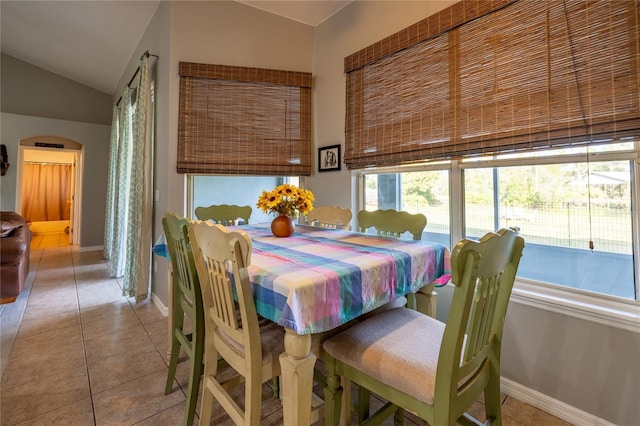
229, 222, 451, 425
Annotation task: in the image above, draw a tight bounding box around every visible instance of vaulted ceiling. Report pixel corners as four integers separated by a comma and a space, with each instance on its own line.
1, 1, 351, 95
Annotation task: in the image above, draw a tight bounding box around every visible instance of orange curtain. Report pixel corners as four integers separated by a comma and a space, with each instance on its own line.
22, 163, 71, 222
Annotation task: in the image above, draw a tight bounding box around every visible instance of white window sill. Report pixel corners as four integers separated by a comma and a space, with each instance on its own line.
512, 279, 640, 333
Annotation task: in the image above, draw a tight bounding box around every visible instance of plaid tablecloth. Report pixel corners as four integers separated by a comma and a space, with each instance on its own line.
237, 223, 451, 335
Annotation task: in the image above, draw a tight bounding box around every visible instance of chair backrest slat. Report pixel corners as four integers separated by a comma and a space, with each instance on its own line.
208, 255, 239, 331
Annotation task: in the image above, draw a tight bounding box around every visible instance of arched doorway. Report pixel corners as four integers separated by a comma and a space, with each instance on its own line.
16, 136, 83, 247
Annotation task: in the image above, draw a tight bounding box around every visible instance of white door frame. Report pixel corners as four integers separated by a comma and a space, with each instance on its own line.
16, 137, 83, 246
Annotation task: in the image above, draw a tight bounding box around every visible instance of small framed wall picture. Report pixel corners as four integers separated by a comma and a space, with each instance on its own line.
318, 144, 341, 172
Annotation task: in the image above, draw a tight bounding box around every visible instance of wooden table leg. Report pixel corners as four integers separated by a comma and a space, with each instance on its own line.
280, 327, 316, 426
415, 282, 437, 318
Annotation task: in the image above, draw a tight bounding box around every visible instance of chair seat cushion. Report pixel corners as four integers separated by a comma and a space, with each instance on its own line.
323, 307, 444, 405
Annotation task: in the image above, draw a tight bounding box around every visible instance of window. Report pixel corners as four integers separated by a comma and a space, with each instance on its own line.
362, 168, 450, 247
463, 155, 634, 300
188, 175, 300, 223
359, 143, 638, 302
349, 0, 639, 313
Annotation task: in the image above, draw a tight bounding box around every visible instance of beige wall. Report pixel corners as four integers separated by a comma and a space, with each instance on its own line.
0, 112, 110, 247
117, 2, 639, 424
1, 53, 112, 125
311, 0, 456, 210
167, 0, 314, 215
117, 0, 315, 308
0, 53, 113, 247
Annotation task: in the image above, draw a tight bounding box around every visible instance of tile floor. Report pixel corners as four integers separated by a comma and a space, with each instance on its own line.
0, 243, 573, 425
28, 220, 71, 250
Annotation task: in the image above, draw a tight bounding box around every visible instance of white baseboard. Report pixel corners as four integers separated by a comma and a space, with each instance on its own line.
501, 377, 616, 426
151, 292, 168, 317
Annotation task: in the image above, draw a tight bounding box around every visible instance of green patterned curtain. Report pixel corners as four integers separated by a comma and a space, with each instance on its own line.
104, 54, 154, 300
107, 88, 133, 278
104, 104, 119, 260
123, 55, 153, 301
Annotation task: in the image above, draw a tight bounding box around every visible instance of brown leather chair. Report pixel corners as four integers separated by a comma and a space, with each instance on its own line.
1, 212, 31, 304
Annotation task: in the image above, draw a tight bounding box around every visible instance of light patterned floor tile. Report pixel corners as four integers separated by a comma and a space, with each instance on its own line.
2, 344, 85, 389
133, 299, 166, 325
77, 280, 126, 308
0, 366, 90, 425
93, 370, 186, 426
72, 250, 106, 265
21, 301, 78, 319
83, 324, 156, 363
13, 397, 94, 426
27, 283, 76, 297
80, 299, 134, 323
10, 323, 82, 353
501, 414, 528, 426
87, 345, 167, 394
134, 400, 188, 425
80, 307, 141, 340
73, 271, 113, 285
16, 309, 79, 340
6, 332, 84, 373
143, 317, 170, 358
502, 396, 573, 426
26, 274, 75, 287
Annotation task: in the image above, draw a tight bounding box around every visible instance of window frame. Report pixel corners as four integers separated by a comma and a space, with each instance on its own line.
356, 146, 640, 332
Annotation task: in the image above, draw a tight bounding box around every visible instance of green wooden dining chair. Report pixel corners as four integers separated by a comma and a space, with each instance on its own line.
306, 205, 352, 229
357, 208, 430, 311
188, 221, 285, 426
357, 209, 427, 241
323, 227, 524, 426
353, 208, 430, 417
194, 204, 252, 225
162, 213, 204, 426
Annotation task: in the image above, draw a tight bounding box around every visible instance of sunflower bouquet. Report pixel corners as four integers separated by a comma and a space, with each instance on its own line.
256, 184, 314, 218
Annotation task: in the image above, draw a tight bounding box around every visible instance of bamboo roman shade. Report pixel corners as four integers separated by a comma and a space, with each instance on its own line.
344, 0, 640, 169
177, 62, 312, 175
